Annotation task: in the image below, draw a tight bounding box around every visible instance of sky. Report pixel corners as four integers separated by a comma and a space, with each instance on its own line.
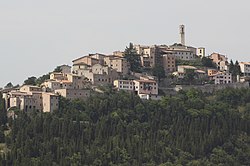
0, 0, 250, 87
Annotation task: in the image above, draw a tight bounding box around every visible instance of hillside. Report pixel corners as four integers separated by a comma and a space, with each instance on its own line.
0, 88, 250, 165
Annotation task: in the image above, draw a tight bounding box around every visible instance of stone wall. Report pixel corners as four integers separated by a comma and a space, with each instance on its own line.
174, 82, 250, 93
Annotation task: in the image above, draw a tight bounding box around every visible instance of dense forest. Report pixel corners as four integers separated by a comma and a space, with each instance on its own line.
0, 88, 250, 165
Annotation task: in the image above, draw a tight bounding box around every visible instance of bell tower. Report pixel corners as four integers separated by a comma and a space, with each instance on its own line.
179, 25, 185, 45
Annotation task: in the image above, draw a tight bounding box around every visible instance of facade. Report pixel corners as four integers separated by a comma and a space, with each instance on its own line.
209, 53, 228, 71
72, 63, 89, 76
50, 72, 67, 81
114, 79, 158, 98
197, 47, 206, 58
42, 92, 59, 112
134, 45, 157, 68
104, 56, 129, 75
207, 69, 218, 76
113, 51, 124, 57
42, 80, 72, 91
75, 64, 120, 85
209, 72, 232, 84
44, 73, 89, 91
113, 80, 134, 91
239, 62, 250, 76
5, 85, 59, 112
134, 80, 158, 95
168, 43, 196, 61
162, 52, 176, 73
55, 89, 90, 100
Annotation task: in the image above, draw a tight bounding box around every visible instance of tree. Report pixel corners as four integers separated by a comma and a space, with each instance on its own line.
201, 57, 216, 68
229, 60, 241, 82
36, 74, 50, 86
4, 82, 13, 89
152, 65, 165, 82
23, 76, 37, 86
183, 69, 197, 85
53, 66, 62, 72
124, 43, 141, 72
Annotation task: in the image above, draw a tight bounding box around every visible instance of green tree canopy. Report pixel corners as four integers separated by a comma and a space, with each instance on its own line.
152, 65, 165, 82
4, 82, 13, 89
23, 76, 37, 86
124, 43, 141, 72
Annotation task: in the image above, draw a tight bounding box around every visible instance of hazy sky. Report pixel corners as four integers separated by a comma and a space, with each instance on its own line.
1, 0, 250, 87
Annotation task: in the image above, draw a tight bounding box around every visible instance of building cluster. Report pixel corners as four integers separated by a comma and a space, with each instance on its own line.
2, 25, 250, 113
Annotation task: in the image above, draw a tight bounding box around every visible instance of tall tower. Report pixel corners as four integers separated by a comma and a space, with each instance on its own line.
179, 25, 185, 45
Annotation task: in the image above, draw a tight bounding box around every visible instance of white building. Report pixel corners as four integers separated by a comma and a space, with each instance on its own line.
197, 47, 206, 58
210, 72, 232, 84
239, 62, 250, 76
113, 80, 134, 91
168, 43, 196, 61
113, 79, 158, 99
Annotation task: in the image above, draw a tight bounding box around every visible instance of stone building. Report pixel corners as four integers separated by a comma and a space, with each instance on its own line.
4, 85, 59, 113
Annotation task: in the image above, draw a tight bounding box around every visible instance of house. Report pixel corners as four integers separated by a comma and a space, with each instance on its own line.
104, 55, 129, 75
239, 62, 250, 76
167, 43, 197, 61
209, 72, 232, 84
113, 80, 134, 91
162, 52, 176, 74
76, 64, 120, 86
134, 45, 157, 68
113, 51, 124, 57
43, 73, 89, 91
209, 53, 228, 71
113, 79, 158, 99
207, 69, 218, 76
134, 79, 158, 96
5, 85, 59, 113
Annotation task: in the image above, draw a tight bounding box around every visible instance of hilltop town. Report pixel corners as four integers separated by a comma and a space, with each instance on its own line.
1, 25, 250, 113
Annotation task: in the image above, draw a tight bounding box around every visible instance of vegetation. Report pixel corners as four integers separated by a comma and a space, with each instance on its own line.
152, 65, 165, 82
22, 65, 63, 86
4, 83, 13, 89
124, 43, 141, 73
0, 88, 250, 165
53, 66, 63, 73
201, 57, 217, 68
229, 60, 241, 82
176, 59, 203, 67
176, 57, 216, 69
